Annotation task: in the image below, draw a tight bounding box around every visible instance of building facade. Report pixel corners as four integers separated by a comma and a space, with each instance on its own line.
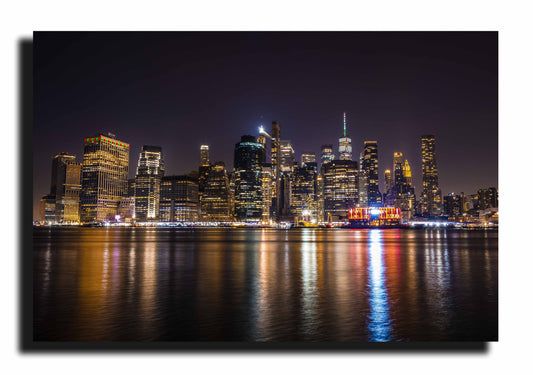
323, 159, 359, 221
80, 133, 129, 223
160, 175, 200, 222
201, 162, 233, 221
234, 135, 265, 221
360, 141, 382, 206
420, 135, 442, 216
134, 145, 164, 221
49, 152, 81, 223
291, 164, 318, 223
320, 144, 335, 170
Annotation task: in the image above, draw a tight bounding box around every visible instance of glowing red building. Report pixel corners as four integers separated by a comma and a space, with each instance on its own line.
348, 207, 402, 227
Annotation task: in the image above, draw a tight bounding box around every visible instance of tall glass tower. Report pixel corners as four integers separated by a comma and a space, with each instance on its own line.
361, 141, 381, 206
420, 134, 442, 216
134, 145, 164, 221
234, 135, 265, 222
338, 112, 352, 161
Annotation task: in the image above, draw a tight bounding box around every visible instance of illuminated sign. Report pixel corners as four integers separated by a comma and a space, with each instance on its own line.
348, 207, 401, 221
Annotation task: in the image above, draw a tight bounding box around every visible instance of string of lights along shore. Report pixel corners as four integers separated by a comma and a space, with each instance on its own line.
38, 113, 498, 227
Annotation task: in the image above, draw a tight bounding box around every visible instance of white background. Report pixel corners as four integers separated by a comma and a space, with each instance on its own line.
2, 0, 531, 374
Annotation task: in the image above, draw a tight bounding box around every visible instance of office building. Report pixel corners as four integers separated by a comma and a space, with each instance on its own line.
200, 162, 233, 221
261, 163, 273, 223
320, 144, 335, 170
118, 196, 135, 222
49, 152, 81, 223
134, 145, 164, 221
291, 164, 318, 223
384, 169, 392, 196
200, 145, 210, 166
420, 135, 442, 216
280, 140, 295, 173
323, 159, 359, 221
444, 192, 464, 218
39, 194, 56, 224
301, 152, 316, 166
234, 135, 265, 221
360, 141, 382, 206
475, 187, 498, 211
271, 121, 281, 218
160, 175, 200, 222
80, 133, 129, 223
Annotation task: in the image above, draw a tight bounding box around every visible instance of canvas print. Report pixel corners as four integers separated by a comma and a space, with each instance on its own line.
32, 32, 498, 343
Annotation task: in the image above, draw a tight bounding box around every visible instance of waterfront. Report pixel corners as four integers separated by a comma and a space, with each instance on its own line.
33, 227, 498, 341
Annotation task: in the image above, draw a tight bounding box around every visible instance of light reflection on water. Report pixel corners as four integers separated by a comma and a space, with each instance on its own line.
33, 227, 498, 341
367, 230, 391, 342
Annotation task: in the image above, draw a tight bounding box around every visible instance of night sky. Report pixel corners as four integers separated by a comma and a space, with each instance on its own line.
33, 32, 497, 218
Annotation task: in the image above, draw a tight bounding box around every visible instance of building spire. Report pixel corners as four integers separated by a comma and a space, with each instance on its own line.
343, 112, 347, 137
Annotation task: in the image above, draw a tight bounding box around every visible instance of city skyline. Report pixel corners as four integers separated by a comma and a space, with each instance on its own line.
33, 32, 498, 218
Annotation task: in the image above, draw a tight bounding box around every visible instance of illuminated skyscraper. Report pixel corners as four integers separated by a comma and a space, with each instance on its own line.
403, 160, 412, 186
360, 141, 381, 206
301, 152, 316, 166
393, 152, 404, 185
280, 140, 295, 173
200, 145, 210, 166
160, 175, 200, 222
388, 152, 416, 221
201, 162, 233, 221
384, 169, 392, 196
323, 160, 359, 221
80, 133, 129, 223
234, 135, 265, 221
134, 145, 164, 221
261, 163, 273, 223
49, 152, 81, 223
338, 112, 352, 161
198, 145, 211, 211
291, 164, 318, 222
320, 144, 335, 170
271, 121, 281, 218
420, 135, 442, 216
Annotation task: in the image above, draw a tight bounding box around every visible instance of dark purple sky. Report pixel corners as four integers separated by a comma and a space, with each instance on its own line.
33, 32, 497, 218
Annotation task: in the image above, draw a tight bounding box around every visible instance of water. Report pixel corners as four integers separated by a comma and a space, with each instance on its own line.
33, 227, 498, 341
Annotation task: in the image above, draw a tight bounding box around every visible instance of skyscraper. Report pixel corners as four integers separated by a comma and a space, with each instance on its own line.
388, 152, 416, 221
393, 152, 404, 185
280, 140, 295, 173
291, 164, 318, 223
271, 121, 281, 218
201, 162, 233, 222
160, 175, 200, 222
323, 159, 359, 221
198, 145, 211, 213
134, 145, 164, 221
338, 112, 352, 161
320, 144, 335, 170
49, 152, 81, 223
420, 135, 442, 216
384, 169, 392, 196
200, 145, 210, 166
261, 163, 273, 223
360, 141, 381, 206
234, 135, 265, 222
80, 133, 129, 223
301, 152, 316, 166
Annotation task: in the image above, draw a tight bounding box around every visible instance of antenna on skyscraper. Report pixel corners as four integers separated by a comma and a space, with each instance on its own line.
343, 112, 347, 137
